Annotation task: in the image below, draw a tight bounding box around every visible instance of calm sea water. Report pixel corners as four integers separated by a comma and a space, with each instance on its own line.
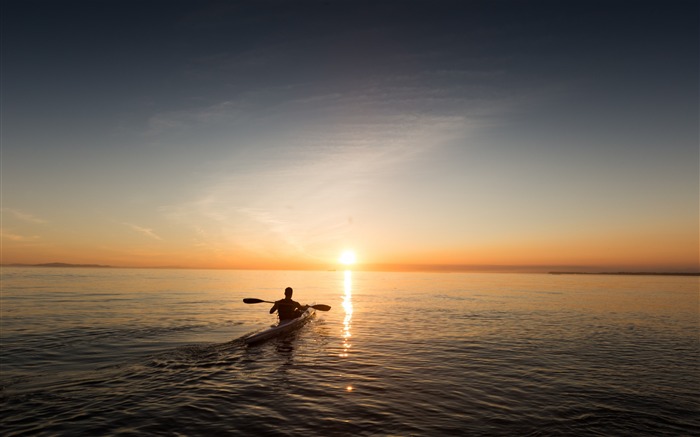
1, 267, 698, 436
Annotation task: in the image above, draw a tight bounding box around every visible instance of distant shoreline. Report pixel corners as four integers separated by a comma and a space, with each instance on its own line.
549, 271, 700, 277
2, 263, 185, 269
4, 263, 113, 268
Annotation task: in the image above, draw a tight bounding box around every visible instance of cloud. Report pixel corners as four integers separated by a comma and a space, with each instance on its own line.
146, 100, 244, 136
123, 223, 162, 241
154, 98, 477, 262
146, 50, 521, 262
142, 43, 516, 140
0, 229, 40, 241
2, 208, 48, 224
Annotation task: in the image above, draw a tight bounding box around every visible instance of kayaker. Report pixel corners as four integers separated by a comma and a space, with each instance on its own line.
270, 287, 308, 321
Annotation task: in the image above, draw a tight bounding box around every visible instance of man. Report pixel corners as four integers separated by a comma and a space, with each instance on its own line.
270, 287, 308, 321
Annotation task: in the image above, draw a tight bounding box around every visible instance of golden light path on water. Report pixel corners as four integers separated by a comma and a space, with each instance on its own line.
342, 270, 353, 391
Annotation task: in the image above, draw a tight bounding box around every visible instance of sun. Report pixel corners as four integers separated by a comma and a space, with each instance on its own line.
339, 250, 357, 265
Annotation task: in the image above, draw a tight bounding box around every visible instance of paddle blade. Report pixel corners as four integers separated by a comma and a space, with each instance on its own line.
243, 298, 267, 304
311, 304, 331, 311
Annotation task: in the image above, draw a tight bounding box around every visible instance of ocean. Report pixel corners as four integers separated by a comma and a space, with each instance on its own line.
1, 267, 697, 436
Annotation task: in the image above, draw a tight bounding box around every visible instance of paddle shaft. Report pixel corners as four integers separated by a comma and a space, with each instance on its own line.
243, 298, 330, 311
243, 298, 275, 304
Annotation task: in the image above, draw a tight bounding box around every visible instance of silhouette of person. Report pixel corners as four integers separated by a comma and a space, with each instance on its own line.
270, 287, 308, 321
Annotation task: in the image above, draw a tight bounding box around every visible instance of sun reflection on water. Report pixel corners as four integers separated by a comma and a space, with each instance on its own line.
341, 270, 353, 358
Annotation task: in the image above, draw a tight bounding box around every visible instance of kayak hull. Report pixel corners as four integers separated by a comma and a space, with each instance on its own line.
244, 306, 315, 345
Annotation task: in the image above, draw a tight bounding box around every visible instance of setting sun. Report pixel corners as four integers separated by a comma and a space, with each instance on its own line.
339, 250, 357, 265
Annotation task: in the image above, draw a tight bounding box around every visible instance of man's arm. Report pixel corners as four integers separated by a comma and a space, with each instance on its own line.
269, 301, 279, 314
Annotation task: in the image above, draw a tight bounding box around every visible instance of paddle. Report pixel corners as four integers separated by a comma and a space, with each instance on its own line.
243, 298, 331, 311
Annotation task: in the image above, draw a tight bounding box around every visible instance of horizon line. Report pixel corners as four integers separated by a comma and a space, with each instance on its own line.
3, 262, 699, 275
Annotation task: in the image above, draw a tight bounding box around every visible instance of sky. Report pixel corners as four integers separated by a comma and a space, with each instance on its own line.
2, 0, 698, 272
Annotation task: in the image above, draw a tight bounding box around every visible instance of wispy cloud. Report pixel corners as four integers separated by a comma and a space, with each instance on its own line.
2, 208, 48, 224
146, 45, 518, 262
146, 100, 244, 136
123, 223, 163, 241
155, 96, 477, 262
0, 229, 40, 241
143, 50, 516, 139
236, 207, 308, 254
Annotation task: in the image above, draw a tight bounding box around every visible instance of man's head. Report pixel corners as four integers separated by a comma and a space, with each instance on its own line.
284, 287, 293, 298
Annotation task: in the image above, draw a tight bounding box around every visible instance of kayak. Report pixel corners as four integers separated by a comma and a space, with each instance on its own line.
244, 305, 316, 345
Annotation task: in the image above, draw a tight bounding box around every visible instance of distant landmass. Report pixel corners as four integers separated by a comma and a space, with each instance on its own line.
5, 262, 113, 268
549, 271, 699, 277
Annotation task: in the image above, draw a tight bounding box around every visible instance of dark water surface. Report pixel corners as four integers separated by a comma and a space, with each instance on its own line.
1, 268, 698, 436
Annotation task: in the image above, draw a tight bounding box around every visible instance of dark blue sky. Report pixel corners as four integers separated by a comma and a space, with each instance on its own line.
5, 0, 695, 126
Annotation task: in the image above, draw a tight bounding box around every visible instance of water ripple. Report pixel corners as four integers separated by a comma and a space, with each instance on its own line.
2, 270, 698, 436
